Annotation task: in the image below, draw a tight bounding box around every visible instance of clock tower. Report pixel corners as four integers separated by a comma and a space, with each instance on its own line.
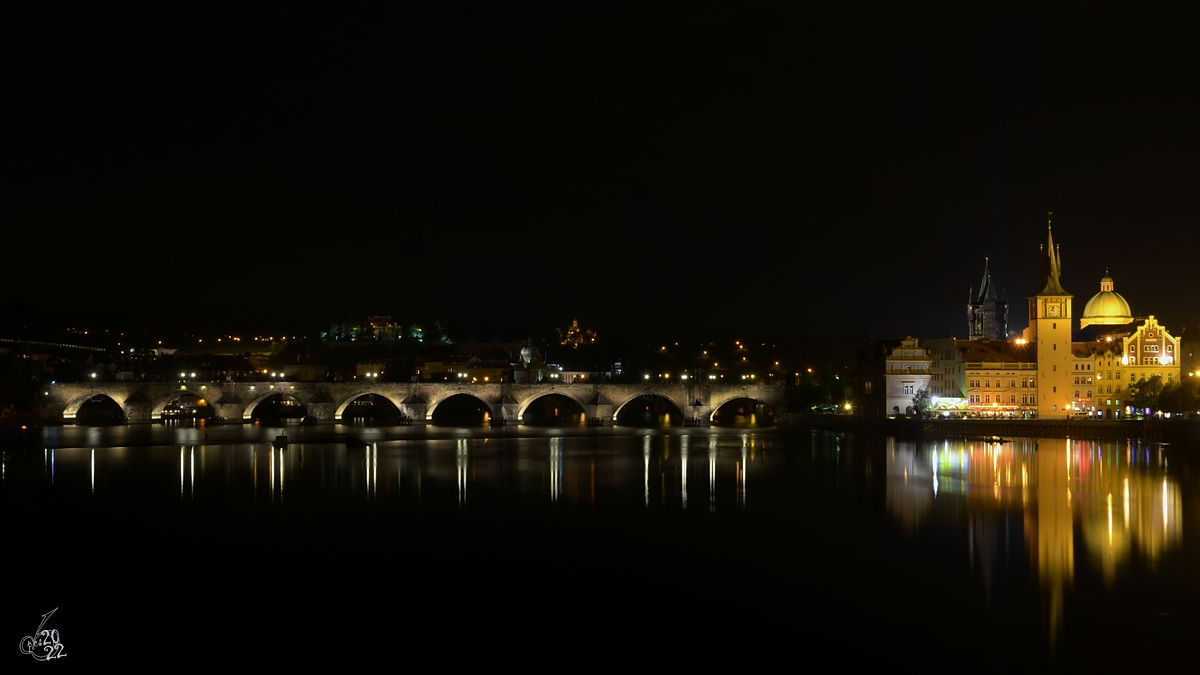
1028, 220, 1074, 418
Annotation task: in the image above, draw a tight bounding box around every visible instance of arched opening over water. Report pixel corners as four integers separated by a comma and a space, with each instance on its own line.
251, 393, 308, 422
340, 393, 403, 424
521, 393, 586, 426
615, 394, 683, 427
74, 394, 125, 424
160, 392, 215, 422
711, 397, 776, 426
430, 393, 492, 426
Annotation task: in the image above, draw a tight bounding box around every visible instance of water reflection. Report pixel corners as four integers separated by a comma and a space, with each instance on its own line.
886, 436, 1182, 647
457, 438, 468, 506
681, 434, 688, 510
550, 437, 563, 504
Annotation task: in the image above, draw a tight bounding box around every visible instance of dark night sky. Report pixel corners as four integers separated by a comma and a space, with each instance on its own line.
8, 4, 1199, 342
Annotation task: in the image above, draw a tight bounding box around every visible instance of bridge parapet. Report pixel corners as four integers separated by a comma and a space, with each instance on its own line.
43, 381, 787, 425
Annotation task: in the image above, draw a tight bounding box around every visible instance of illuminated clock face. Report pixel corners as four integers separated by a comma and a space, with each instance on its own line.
1047, 303, 1061, 317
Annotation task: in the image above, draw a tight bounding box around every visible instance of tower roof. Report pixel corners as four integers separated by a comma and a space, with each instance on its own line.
975, 256, 998, 302
1034, 220, 1069, 296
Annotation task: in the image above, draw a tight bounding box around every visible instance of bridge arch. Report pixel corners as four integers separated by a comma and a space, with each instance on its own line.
710, 395, 777, 425
333, 390, 408, 421
613, 392, 686, 426
517, 392, 589, 425
149, 388, 218, 420
516, 391, 590, 420
426, 391, 495, 425
62, 392, 126, 421
242, 390, 309, 420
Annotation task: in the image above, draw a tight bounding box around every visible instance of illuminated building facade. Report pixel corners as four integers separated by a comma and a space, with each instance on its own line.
920, 338, 1037, 417
883, 337, 932, 416
1075, 316, 1181, 418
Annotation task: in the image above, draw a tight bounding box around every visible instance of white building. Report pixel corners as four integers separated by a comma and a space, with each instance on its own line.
884, 337, 932, 416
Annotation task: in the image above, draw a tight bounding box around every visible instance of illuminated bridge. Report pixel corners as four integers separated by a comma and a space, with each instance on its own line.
42, 381, 787, 426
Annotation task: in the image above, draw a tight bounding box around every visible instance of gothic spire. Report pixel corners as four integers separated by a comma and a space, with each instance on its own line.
1037, 213, 1068, 295
976, 256, 998, 302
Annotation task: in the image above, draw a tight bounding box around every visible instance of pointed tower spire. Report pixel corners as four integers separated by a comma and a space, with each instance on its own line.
976, 255, 998, 301
1038, 213, 1067, 295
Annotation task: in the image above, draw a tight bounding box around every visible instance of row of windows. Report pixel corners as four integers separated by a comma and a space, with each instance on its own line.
968, 378, 1034, 388
968, 394, 1025, 405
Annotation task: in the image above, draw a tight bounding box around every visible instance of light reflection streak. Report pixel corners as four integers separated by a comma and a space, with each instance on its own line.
51, 449, 55, 483
90, 449, 94, 493
191, 446, 195, 498
680, 435, 688, 510
457, 438, 468, 507
270, 444, 275, 502
740, 439, 747, 506
551, 437, 562, 504
366, 443, 377, 500
180, 447, 185, 498
708, 444, 716, 513
1163, 478, 1168, 534
643, 436, 650, 507
932, 450, 938, 498
1107, 493, 1112, 545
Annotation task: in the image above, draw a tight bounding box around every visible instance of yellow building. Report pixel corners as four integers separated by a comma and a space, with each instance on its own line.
1075, 315, 1181, 418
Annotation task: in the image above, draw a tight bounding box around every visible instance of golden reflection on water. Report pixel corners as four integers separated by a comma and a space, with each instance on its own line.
886, 436, 1181, 646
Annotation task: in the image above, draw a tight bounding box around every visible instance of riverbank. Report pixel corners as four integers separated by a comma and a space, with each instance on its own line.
781, 412, 1200, 447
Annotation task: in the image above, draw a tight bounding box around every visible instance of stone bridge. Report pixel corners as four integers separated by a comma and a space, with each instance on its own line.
43, 381, 788, 426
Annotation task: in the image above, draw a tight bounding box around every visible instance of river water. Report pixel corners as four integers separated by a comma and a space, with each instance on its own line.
3, 423, 1198, 667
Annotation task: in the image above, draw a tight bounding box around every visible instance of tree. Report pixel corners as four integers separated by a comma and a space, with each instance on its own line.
1127, 375, 1164, 415
912, 387, 934, 419
1159, 377, 1200, 417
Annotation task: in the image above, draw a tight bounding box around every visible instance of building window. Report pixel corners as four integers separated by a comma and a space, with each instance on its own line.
984, 395, 991, 403
903, 384, 914, 395
1010, 395, 1016, 404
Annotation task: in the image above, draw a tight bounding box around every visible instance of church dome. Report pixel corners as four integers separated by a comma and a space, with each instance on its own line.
520, 339, 540, 364
1081, 275, 1133, 327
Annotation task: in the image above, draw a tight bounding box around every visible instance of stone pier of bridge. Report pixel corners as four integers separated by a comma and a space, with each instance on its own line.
43, 381, 788, 426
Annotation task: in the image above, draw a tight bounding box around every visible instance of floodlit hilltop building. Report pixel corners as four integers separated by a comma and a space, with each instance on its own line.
885, 224, 1181, 419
